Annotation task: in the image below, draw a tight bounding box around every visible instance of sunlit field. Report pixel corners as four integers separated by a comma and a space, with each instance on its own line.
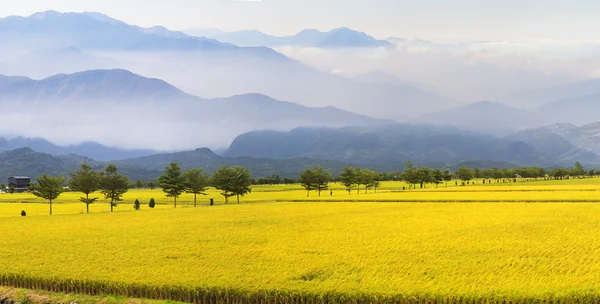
2, 179, 600, 302
1, 178, 600, 218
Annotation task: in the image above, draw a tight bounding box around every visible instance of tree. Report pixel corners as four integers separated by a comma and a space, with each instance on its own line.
403, 161, 421, 190
134, 180, 145, 189
231, 166, 253, 204
32, 174, 66, 215
312, 166, 331, 196
147, 181, 157, 189
550, 168, 570, 180
149, 198, 156, 209
211, 166, 237, 204
432, 168, 444, 188
283, 178, 296, 184
8, 186, 14, 194
339, 167, 357, 194
0, 184, 6, 191
571, 162, 586, 177
365, 170, 381, 193
69, 163, 100, 214
299, 167, 316, 197
417, 167, 432, 189
100, 163, 130, 212
184, 168, 210, 207
443, 170, 453, 187
158, 162, 186, 208
455, 166, 474, 185
133, 199, 141, 210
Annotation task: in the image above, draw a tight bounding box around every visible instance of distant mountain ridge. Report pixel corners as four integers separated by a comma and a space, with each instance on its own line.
0, 147, 353, 181
0, 69, 195, 103
224, 124, 600, 167
0, 10, 287, 60
185, 27, 393, 48
0, 11, 460, 120
0, 69, 388, 150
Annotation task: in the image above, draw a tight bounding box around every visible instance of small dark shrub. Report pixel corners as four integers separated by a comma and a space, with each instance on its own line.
134, 199, 141, 210
21, 210, 26, 217
149, 198, 156, 209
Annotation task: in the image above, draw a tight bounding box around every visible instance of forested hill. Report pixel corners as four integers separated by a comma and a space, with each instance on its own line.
223, 125, 600, 168
0, 147, 354, 181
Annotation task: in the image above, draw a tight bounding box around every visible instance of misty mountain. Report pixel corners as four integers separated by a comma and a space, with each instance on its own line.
0, 146, 354, 181
504, 128, 598, 164
500, 78, 600, 110
0, 137, 156, 161
115, 148, 352, 178
0, 11, 459, 120
186, 27, 393, 48
532, 123, 600, 155
0, 147, 99, 182
414, 101, 532, 136
0, 69, 386, 150
224, 124, 600, 167
0, 69, 194, 103
0, 10, 286, 60
534, 93, 600, 126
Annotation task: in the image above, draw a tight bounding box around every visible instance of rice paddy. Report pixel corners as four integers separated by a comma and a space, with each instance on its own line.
1, 178, 600, 302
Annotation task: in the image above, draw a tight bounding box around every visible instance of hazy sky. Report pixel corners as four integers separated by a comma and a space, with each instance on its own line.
1, 0, 599, 40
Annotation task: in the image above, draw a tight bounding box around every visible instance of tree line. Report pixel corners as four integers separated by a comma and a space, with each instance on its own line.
20, 160, 598, 215
29, 162, 253, 215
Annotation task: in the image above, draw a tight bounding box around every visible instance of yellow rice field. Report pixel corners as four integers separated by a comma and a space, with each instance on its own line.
1, 179, 600, 302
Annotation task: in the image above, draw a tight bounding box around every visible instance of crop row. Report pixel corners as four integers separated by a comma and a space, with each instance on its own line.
4, 273, 600, 304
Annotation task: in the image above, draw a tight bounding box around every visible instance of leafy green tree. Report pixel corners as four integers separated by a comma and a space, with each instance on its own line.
100, 163, 130, 212
283, 178, 296, 184
365, 170, 381, 193
455, 166, 474, 185
417, 167, 432, 189
571, 162, 586, 177
432, 168, 444, 188
8, 186, 15, 194
356, 168, 372, 194
0, 184, 6, 191
32, 174, 67, 215
473, 167, 481, 179
231, 166, 253, 204
339, 167, 356, 194
550, 167, 570, 180
149, 198, 156, 209
403, 161, 421, 190
134, 180, 145, 189
158, 162, 186, 208
299, 167, 316, 197
184, 168, 210, 207
133, 199, 141, 210
147, 181, 157, 190
211, 166, 237, 204
443, 170, 453, 187
69, 163, 100, 214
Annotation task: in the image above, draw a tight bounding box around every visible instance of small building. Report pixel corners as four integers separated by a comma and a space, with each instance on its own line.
8, 176, 31, 192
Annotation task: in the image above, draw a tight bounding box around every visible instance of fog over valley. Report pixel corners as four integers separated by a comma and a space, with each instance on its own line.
0, 9, 599, 167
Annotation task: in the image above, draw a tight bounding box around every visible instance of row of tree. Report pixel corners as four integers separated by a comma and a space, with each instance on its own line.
30, 162, 254, 215
23, 160, 598, 215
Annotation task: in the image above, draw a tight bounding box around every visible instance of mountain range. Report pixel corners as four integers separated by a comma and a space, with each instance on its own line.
0, 11, 458, 120
0, 147, 353, 182
2, 119, 600, 183
0, 69, 386, 149
185, 27, 393, 48
0, 10, 285, 60
223, 124, 600, 168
